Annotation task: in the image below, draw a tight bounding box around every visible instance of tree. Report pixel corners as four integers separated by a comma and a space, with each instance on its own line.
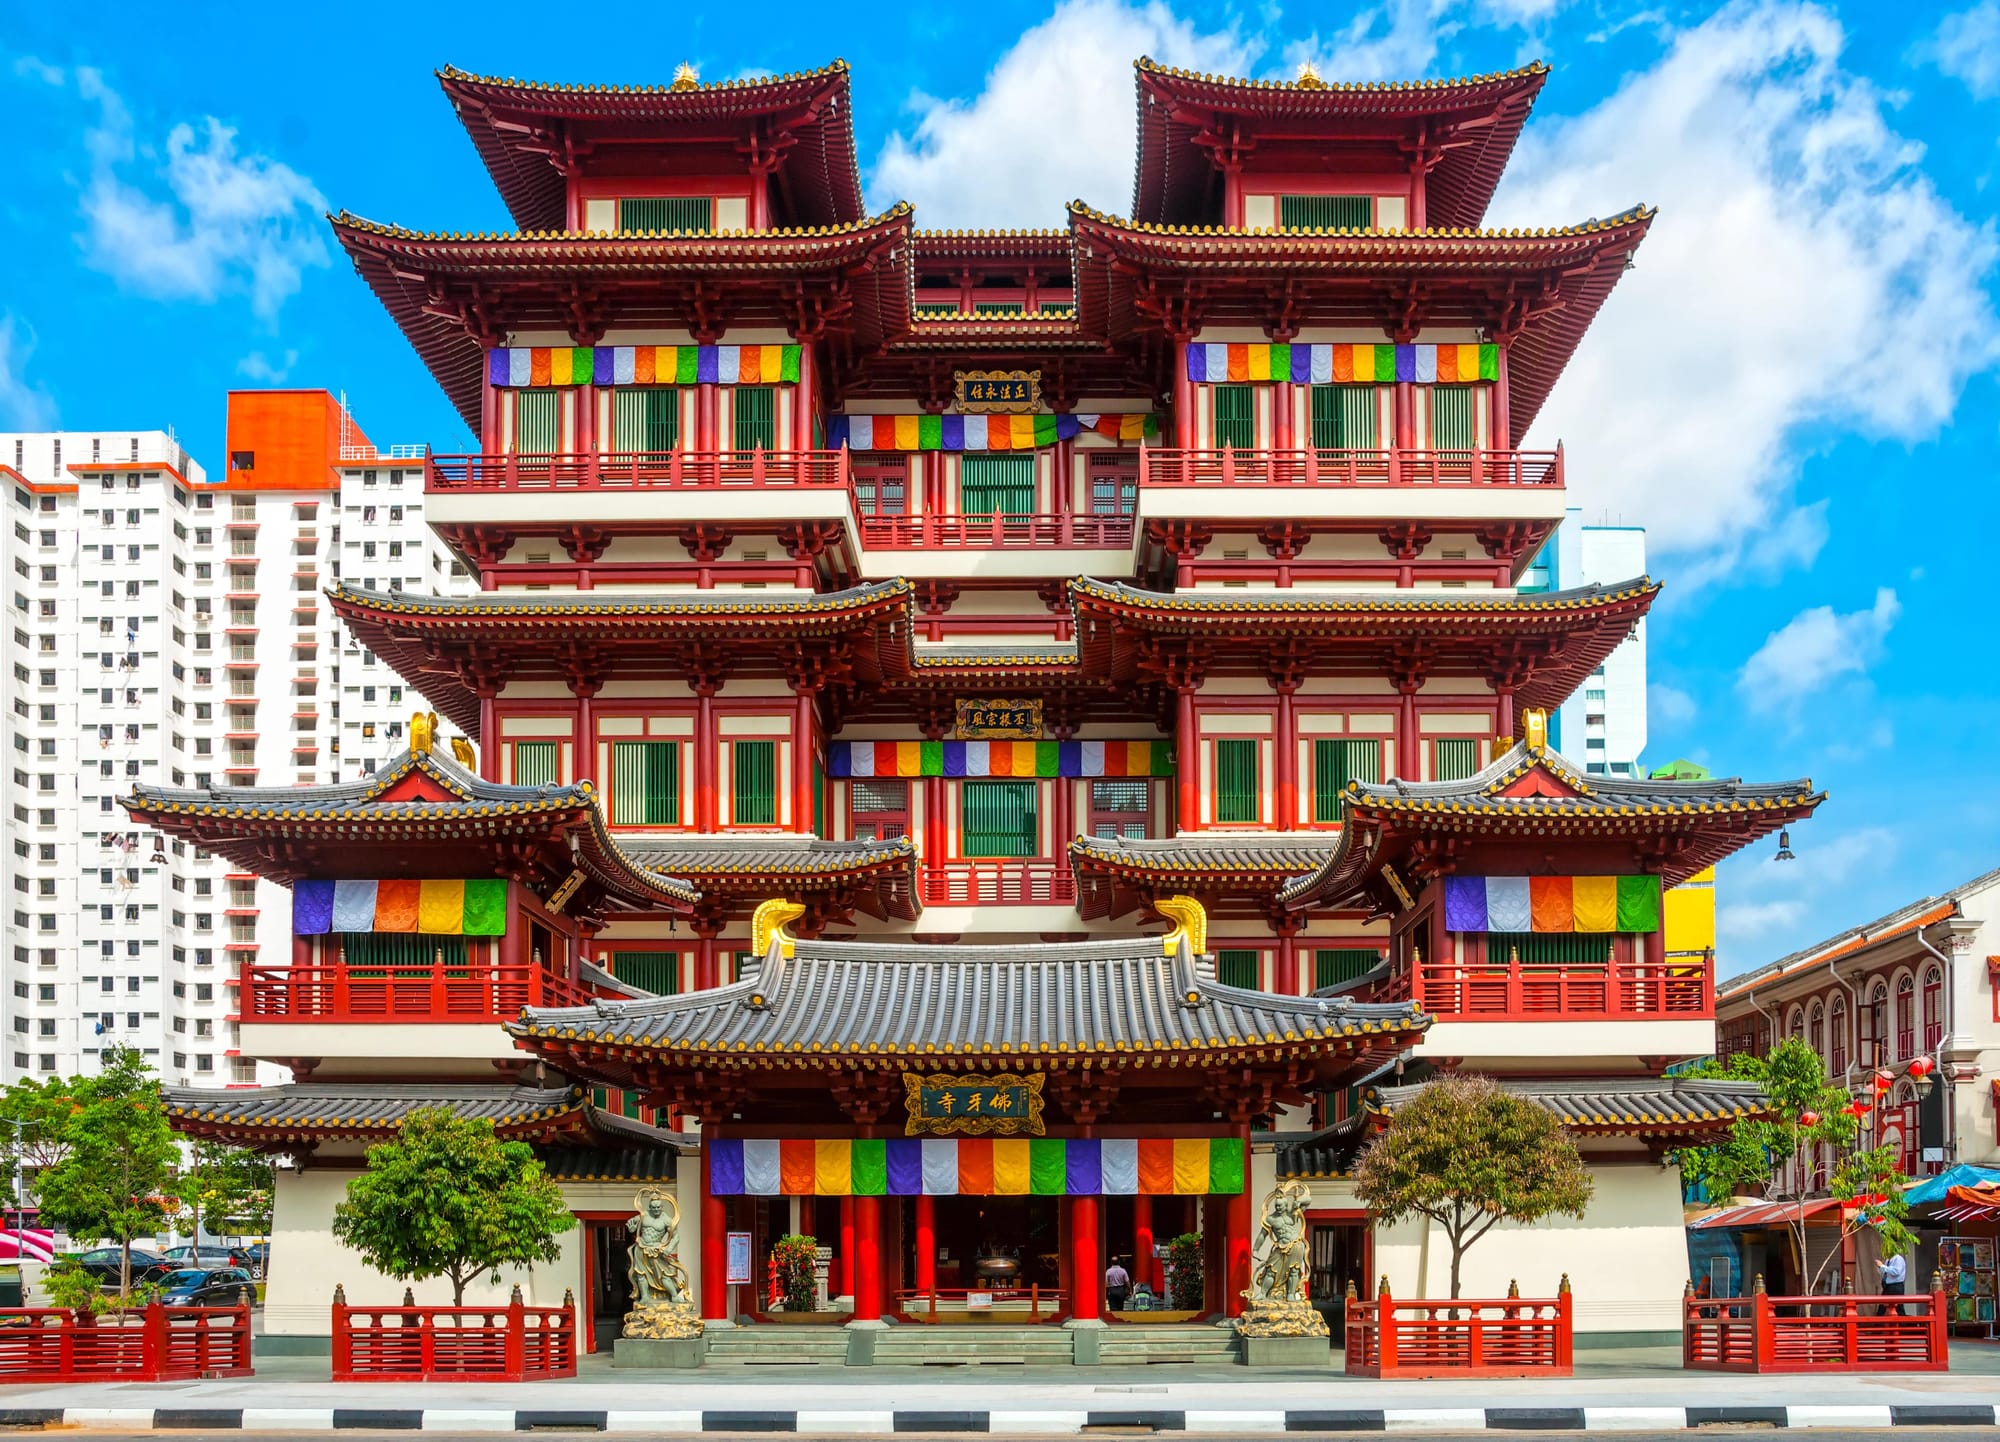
1166, 1233, 1205, 1311
1673, 1037, 1910, 1293
331, 1108, 573, 1305
0, 1075, 77, 1217
176, 1141, 275, 1241
1354, 1073, 1594, 1299
25, 1048, 180, 1300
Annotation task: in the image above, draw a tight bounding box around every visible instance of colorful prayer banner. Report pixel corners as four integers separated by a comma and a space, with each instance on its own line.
1185, 343, 1498, 386
292, 878, 509, 936
706, 1136, 1244, 1196
827, 412, 1157, 452
828, 740, 1173, 780
486, 346, 803, 389
1441, 875, 1661, 934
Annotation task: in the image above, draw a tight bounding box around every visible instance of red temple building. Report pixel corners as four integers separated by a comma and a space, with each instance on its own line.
132, 56, 1823, 1359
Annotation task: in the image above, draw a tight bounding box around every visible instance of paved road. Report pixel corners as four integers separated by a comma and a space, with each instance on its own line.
49, 1434, 2000, 1441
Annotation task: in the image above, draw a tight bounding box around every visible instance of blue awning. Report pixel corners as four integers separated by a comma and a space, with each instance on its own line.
1906, 1164, 2000, 1209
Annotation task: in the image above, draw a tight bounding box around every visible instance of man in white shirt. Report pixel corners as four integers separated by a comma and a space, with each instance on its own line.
1877, 1250, 1908, 1315
1104, 1257, 1131, 1313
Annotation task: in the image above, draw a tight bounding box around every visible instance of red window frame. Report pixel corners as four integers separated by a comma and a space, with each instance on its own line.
1087, 779, 1151, 839
849, 778, 910, 841
1829, 995, 1850, 1076
1922, 965, 1943, 1051
1894, 975, 1916, 1061
853, 459, 908, 517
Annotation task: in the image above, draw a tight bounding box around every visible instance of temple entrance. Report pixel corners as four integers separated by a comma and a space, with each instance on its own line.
903, 1195, 1061, 1321
1308, 1218, 1370, 1343
583, 1218, 635, 1352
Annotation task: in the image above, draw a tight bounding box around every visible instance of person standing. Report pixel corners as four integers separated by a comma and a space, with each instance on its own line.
1104, 1256, 1131, 1314
1877, 1249, 1908, 1316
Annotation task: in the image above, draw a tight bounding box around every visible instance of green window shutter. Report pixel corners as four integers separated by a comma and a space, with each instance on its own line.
1279, 194, 1373, 230
732, 740, 778, 825
1486, 932, 1613, 967
1310, 385, 1379, 448
913, 302, 960, 318
1212, 384, 1255, 451
1215, 949, 1260, 988
1312, 739, 1382, 822
961, 780, 1038, 858
613, 389, 678, 452
733, 386, 776, 452
619, 196, 714, 232
1435, 738, 1479, 782
512, 741, 558, 786
611, 740, 680, 825
971, 302, 1026, 316
1314, 948, 1380, 990
610, 950, 680, 996
1430, 384, 1476, 449
341, 933, 468, 974
959, 455, 1036, 516
812, 758, 825, 839
514, 389, 560, 455
1213, 739, 1260, 823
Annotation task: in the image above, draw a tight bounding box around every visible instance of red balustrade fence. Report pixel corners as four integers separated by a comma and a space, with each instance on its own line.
427, 450, 850, 493
0, 1303, 252, 1381
1138, 446, 1563, 489
857, 514, 1134, 550
331, 1287, 577, 1382
1684, 1286, 1948, 1373
242, 961, 594, 1023
1344, 1281, 1573, 1378
918, 863, 1077, 908
1415, 957, 1711, 1020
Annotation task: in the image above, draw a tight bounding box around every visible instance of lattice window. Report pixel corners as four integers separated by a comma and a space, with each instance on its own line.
1309, 385, 1379, 448
1278, 194, 1373, 230
611, 741, 680, 826
613, 389, 678, 452
619, 196, 713, 232
732, 740, 778, 826
961, 780, 1037, 858
1213, 739, 1260, 823
1312, 738, 1382, 822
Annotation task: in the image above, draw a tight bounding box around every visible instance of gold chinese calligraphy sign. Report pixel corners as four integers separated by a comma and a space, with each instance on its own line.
903, 1071, 1047, 1136
954, 369, 1041, 414
955, 697, 1043, 740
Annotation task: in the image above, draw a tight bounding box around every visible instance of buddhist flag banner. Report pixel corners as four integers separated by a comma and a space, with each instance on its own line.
826, 413, 1158, 452
1441, 875, 1661, 934
1185, 343, 1498, 386
707, 1136, 1245, 1196
487, 345, 802, 388
828, 740, 1173, 779
292, 878, 509, 936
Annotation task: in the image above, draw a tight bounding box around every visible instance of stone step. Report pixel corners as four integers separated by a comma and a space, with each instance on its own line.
704, 1326, 852, 1365
1099, 1326, 1243, 1365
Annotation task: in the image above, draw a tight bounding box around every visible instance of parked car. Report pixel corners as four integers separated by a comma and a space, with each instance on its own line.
160, 1244, 239, 1269
70, 1248, 174, 1285
157, 1268, 257, 1308
231, 1243, 268, 1276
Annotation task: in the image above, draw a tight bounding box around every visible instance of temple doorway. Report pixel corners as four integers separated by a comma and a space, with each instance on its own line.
583, 1218, 635, 1352
1308, 1217, 1370, 1343
915, 1195, 1060, 1316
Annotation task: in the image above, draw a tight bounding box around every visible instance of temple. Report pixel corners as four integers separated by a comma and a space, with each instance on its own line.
132, 55, 1823, 1355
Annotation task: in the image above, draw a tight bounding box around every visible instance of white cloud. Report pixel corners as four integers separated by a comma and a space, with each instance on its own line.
1716, 825, 1897, 966
868, 0, 1257, 224
63, 67, 328, 320
1649, 681, 1698, 726
0, 315, 58, 431
1495, 2, 2000, 566
1735, 586, 1900, 714
236, 349, 300, 384
1916, 2, 2000, 99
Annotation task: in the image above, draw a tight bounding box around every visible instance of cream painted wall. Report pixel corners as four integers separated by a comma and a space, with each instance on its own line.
1304, 1161, 1689, 1336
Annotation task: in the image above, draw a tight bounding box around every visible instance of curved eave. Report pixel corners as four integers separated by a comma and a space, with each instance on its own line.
436, 62, 860, 233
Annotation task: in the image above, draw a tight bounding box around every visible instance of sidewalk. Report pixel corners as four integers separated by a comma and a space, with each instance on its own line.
7, 1345, 2000, 1432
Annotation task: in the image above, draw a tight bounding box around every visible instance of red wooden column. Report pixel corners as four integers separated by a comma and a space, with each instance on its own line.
793, 342, 816, 453
1397, 682, 1420, 783
924, 776, 947, 882
1225, 1128, 1252, 1318
852, 1194, 882, 1322
701, 1142, 728, 1321
1070, 1192, 1102, 1321
1273, 682, 1297, 829
1490, 344, 1511, 450
694, 682, 718, 831
1133, 1194, 1156, 1293
792, 682, 817, 835
1172, 339, 1195, 448
477, 695, 499, 779
838, 1197, 856, 1300
914, 1195, 937, 1301
569, 681, 598, 785
1176, 688, 1198, 832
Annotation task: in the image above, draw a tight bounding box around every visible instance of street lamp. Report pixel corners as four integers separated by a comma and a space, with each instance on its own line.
1907, 1055, 1937, 1098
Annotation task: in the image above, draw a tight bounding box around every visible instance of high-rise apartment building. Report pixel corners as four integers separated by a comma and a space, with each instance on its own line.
1521, 508, 1647, 776
0, 394, 469, 1089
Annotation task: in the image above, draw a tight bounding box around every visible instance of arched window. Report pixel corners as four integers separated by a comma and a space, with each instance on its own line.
1789, 1005, 1806, 1042
1922, 965, 1944, 1052
1862, 981, 1888, 1066
1888, 1080, 1920, 1174
1895, 974, 1916, 1060
1809, 1000, 1825, 1060
1829, 994, 1849, 1076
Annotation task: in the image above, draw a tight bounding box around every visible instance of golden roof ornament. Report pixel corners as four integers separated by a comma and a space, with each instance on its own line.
1295, 60, 1328, 90
751, 897, 805, 960
670, 61, 700, 92
1157, 894, 1208, 957
409, 711, 439, 757
1523, 707, 1550, 753
449, 736, 475, 769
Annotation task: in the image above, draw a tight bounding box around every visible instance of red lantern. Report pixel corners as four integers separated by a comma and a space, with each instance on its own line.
1908, 1056, 1937, 1081
1843, 1098, 1872, 1118
1872, 1068, 1894, 1092
1798, 1110, 1821, 1128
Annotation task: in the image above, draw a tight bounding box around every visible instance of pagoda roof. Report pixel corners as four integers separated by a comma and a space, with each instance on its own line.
162, 1081, 687, 1154
620, 836, 921, 923
436, 61, 862, 233
511, 931, 1428, 1083
1132, 58, 1548, 229
1274, 1075, 1769, 1175
1069, 577, 1657, 711
912, 229, 1072, 267
1067, 204, 1652, 437
123, 743, 696, 913
1278, 734, 1824, 910
329, 207, 913, 429
1071, 832, 1343, 921
327, 581, 913, 735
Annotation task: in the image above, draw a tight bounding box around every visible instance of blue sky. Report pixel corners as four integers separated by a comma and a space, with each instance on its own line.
2, 0, 1996, 971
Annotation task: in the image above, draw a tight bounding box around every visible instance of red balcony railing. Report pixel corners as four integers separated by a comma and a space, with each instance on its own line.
919, 863, 1077, 907
1414, 955, 1712, 1021
242, 958, 595, 1023
332, 1287, 576, 1382
1138, 445, 1563, 489
858, 513, 1134, 549
427, 449, 850, 493
1345, 1280, 1573, 1378
1684, 1285, 1947, 1373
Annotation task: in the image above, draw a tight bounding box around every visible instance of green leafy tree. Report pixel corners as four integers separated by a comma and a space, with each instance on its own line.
331, 1108, 573, 1305
1354, 1073, 1594, 1299
175, 1141, 275, 1241
25, 1048, 180, 1301
1670, 1037, 1905, 1294
0, 1074, 79, 1202
770, 1234, 819, 1313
